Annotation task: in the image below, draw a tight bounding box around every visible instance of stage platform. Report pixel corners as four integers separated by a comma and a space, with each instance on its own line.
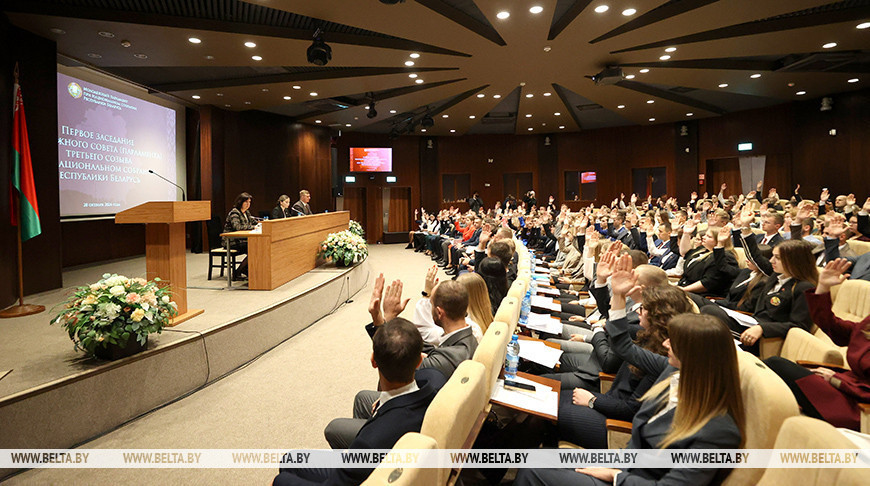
0, 251, 369, 479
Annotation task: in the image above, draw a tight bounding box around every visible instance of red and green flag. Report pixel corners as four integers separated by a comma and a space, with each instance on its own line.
11, 78, 41, 241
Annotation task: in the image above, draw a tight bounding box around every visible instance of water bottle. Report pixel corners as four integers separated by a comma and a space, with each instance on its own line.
519, 288, 531, 326
505, 335, 520, 380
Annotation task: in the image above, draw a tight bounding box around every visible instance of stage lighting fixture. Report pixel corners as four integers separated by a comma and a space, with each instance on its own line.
367, 102, 378, 119
307, 28, 332, 66
421, 114, 434, 128
591, 67, 624, 85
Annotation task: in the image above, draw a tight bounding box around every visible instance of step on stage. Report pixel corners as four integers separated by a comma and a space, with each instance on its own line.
0, 251, 369, 480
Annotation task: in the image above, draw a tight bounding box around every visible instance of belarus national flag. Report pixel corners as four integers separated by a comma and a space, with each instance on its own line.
11, 80, 41, 241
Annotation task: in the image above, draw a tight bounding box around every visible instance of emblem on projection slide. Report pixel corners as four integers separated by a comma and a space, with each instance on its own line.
67, 82, 83, 99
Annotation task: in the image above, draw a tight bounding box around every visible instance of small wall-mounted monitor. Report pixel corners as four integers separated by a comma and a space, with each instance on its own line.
581, 171, 597, 183
350, 147, 392, 172
344, 175, 356, 183
738, 142, 753, 151
385, 176, 397, 183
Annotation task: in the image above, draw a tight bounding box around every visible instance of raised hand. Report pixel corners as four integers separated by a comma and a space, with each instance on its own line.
794, 183, 800, 194
720, 182, 727, 192
823, 221, 845, 239
756, 180, 764, 191
596, 251, 616, 283
816, 258, 851, 293
820, 188, 830, 202
382, 279, 410, 322
630, 193, 638, 205
424, 265, 439, 295
610, 254, 641, 298
369, 273, 386, 326
690, 191, 698, 199
846, 193, 856, 206
702, 192, 709, 199
717, 224, 733, 246
864, 197, 870, 214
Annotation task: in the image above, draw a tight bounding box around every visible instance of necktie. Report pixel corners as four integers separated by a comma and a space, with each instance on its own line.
371, 399, 380, 417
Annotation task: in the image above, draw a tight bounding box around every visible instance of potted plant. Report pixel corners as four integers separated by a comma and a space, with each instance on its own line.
51, 273, 177, 360
319, 229, 368, 267
348, 219, 364, 238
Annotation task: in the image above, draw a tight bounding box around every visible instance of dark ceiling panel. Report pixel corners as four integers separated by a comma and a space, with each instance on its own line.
416, 0, 506, 45
590, 0, 720, 44
615, 80, 728, 114
548, 0, 593, 40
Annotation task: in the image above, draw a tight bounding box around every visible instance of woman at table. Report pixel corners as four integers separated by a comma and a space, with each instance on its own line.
515, 254, 744, 486
223, 192, 254, 279
270, 194, 291, 220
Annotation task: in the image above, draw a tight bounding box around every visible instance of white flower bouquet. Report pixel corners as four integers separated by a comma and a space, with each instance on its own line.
348, 219, 364, 238
51, 273, 177, 358
319, 229, 368, 266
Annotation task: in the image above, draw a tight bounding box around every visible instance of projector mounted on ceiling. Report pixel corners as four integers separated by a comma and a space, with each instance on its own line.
591, 67, 625, 85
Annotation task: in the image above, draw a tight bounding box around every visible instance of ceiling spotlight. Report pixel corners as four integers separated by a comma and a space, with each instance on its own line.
293, 85, 301, 89
718, 83, 728, 88
120, 40, 132, 48
686, 112, 694, 116
469, 115, 476, 119
493, 95, 501, 98
559, 125, 565, 129
346, 124, 352, 127
261, 88, 269, 92
497, 11, 510, 20
442, 114, 449, 118
244, 101, 251, 105
225, 104, 231, 107
188, 37, 201, 44
848, 78, 859, 83
310, 92, 318, 96
543, 46, 552, 52
591, 66, 624, 85
528, 128, 533, 131
421, 129, 427, 132
133, 53, 148, 59
858, 22, 870, 29
307, 28, 332, 66
646, 100, 654, 104
625, 74, 636, 79
251, 55, 262, 61
639, 69, 649, 73
87, 53, 102, 59
216, 93, 223, 96
404, 61, 415, 66
421, 114, 434, 128
450, 129, 456, 133
788, 82, 795, 87
525, 114, 532, 118
554, 112, 561, 116
617, 104, 625, 109
98, 31, 115, 38
244, 41, 256, 48
315, 120, 322, 124
191, 95, 201, 99
622, 8, 637, 16
796, 91, 806, 95
665, 47, 677, 53
415, 79, 424, 84
649, 118, 655, 122
750, 73, 762, 78
594, 5, 609, 13
283, 96, 291, 100
410, 53, 420, 58
530, 6, 544, 14
659, 55, 671, 61
526, 93, 534, 98
205, 55, 214, 60
822, 42, 837, 49
543, 92, 552, 96
477, 93, 485, 98
409, 74, 418, 78
390, 109, 397, 114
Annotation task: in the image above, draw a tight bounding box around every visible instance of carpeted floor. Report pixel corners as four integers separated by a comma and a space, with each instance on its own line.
7, 243, 453, 485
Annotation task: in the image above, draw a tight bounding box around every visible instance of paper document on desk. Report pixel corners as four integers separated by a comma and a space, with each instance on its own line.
525, 312, 564, 336
720, 306, 758, 327
531, 295, 562, 312
536, 286, 560, 296
518, 338, 563, 368
491, 377, 558, 418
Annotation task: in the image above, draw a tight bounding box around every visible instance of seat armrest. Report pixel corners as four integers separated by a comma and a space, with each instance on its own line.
796, 360, 849, 373
860, 403, 870, 435
605, 419, 632, 434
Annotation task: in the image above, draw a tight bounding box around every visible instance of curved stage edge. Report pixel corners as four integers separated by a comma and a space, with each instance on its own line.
0, 259, 370, 480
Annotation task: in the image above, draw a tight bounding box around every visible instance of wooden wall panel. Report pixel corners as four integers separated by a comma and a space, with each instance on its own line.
388, 187, 411, 232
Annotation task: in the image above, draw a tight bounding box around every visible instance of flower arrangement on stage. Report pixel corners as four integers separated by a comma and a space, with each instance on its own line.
348, 219, 365, 238
319, 229, 368, 267
51, 273, 177, 358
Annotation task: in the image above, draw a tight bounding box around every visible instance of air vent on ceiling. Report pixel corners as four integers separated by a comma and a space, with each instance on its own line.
575, 103, 603, 111
305, 98, 352, 110
669, 86, 697, 94
775, 51, 870, 72
481, 112, 516, 124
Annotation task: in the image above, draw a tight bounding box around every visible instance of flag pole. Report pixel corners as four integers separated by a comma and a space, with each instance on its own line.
0, 64, 44, 318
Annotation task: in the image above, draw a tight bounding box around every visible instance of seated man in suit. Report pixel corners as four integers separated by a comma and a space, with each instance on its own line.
324, 276, 476, 449
823, 221, 870, 281
292, 189, 313, 216
274, 318, 446, 486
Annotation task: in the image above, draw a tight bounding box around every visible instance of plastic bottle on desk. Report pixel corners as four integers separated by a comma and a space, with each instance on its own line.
505, 335, 520, 380
519, 288, 531, 326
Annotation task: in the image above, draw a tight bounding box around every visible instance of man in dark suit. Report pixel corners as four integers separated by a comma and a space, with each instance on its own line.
274, 318, 446, 486
291, 189, 313, 216
823, 224, 870, 281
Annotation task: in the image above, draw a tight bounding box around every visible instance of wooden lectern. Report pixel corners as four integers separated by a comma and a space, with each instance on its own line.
116, 201, 210, 326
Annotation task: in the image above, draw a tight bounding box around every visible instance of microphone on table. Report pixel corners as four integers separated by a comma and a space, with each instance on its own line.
148, 170, 186, 201
294, 208, 306, 216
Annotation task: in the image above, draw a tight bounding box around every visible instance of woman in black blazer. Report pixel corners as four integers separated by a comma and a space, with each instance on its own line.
677, 222, 739, 298
270, 194, 291, 219
515, 254, 745, 486
698, 224, 774, 315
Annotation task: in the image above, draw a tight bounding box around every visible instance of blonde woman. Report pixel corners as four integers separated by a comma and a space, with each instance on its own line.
411, 266, 483, 344
456, 272, 494, 335
677, 222, 739, 297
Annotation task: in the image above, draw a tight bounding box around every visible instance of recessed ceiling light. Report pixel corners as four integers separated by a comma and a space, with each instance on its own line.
283, 96, 291, 100
665, 47, 677, 53
848, 78, 859, 83
390, 109, 397, 114
639, 68, 649, 73
244, 101, 251, 105
315, 120, 322, 124
543, 92, 552, 96
204, 55, 215, 60
543, 46, 552, 52
659, 55, 671, 61
346, 124, 352, 127
796, 91, 806, 95
528, 128, 533, 131
293, 85, 301, 89
244, 41, 256, 48
554, 112, 561, 116
191, 95, 201, 99
858, 22, 870, 29
188, 37, 201, 44
477, 93, 485, 98
686, 113, 694, 116
310, 92, 318, 96
649, 118, 655, 122
404, 61, 415, 66
415, 79, 424, 84
469, 115, 476, 119
50, 28, 66, 34
354, 117, 359, 120
559, 125, 566, 129
216, 93, 223, 97
525, 114, 532, 118
225, 104, 231, 107
719, 83, 728, 88
625, 74, 636, 79
594, 5, 609, 13
617, 104, 625, 109
441, 114, 449, 118
525, 93, 534, 98
261, 88, 269, 92
822, 42, 837, 49
133, 53, 148, 59
788, 82, 795, 87
646, 100, 654, 104
87, 53, 102, 58
497, 11, 510, 20
410, 53, 420, 58
750, 73, 762, 78
98, 31, 115, 38
493, 95, 501, 99
251, 55, 262, 61
530, 6, 544, 14
450, 129, 456, 133
409, 74, 418, 78
622, 8, 637, 16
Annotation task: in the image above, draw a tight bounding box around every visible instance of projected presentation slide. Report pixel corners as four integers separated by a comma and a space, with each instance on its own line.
581, 171, 597, 183
57, 72, 178, 217
349, 147, 392, 172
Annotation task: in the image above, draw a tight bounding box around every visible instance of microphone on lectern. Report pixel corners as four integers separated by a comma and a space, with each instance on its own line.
148, 169, 186, 201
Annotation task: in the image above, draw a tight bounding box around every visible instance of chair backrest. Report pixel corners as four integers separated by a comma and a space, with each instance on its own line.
494, 296, 520, 334
831, 279, 870, 322
756, 416, 864, 486
205, 216, 222, 250
420, 360, 489, 485
779, 327, 845, 367
472, 321, 511, 391
722, 351, 800, 485
507, 278, 527, 302
361, 432, 439, 486
848, 239, 870, 256
732, 247, 747, 269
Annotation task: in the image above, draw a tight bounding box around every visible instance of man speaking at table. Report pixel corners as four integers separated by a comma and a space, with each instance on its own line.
292, 190, 313, 216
